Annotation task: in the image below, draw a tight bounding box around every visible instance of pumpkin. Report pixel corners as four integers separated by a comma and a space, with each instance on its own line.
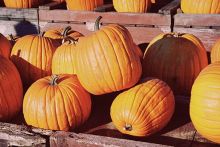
65, 0, 104, 11
190, 63, 220, 144
181, 0, 220, 14
44, 26, 83, 44
0, 56, 23, 121
113, 0, 155, 13
211, 39, 220, 63
52, 38, 78, 75
142, 33, 208, 96
75, 17, 142, 95
23, 74, 91, 131
3, 0, 45, 8
10, 34, 59, 89
52, 0, 65, 3
111, 78, 175, 137
0, 33, 12, 59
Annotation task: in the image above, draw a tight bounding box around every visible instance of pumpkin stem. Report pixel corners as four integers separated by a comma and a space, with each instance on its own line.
50, 75, 59, 86
40, 31, 46, 37
124, 124, 132, 131
62, 26, 72, 38
62, 36, 78, 45
9, 34, 15, 41
94, 16, 102, 31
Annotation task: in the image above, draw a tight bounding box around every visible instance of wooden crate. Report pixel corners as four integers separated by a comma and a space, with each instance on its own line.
173, 1, 220, 52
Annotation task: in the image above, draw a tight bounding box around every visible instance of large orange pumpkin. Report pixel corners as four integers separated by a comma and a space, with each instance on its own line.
181, 0, 220, 14
113, 0, 155, 13
111, 78, 175, 137
65, 0, 104, 11
4, 0, 45, 8
211, 39, 220, 63
10, 35, 59, 89
23, 74, 91, 131
0, 56, 23, 121
142, 33, 208, 96
75, 17, 142, 95
190, 63, 220, 144
52, 38, 78, 75
0, 33, 12, 59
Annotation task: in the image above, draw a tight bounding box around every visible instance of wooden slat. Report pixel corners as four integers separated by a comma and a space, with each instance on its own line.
39, 10, 171, 26
39, 1, 66, 10
159, 0, 180, 15
94, 4, 114, 12
191, 132, 219, 147
175, 13, 220, 27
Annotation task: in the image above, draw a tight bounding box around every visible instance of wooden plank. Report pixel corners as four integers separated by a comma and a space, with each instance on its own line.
175, 13, 220, 27
191, 132, 220, 147
50, 131, 171, 147
94, 4, 114, 12
39, 10, 171, 26
174, 27, 220, 52
159, 0, 180, 15
39, 1, 66, 10
0, 122, 47, 146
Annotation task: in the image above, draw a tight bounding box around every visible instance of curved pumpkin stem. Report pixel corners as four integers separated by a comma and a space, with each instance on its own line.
62, 26, 72, 38
62, 36, 78, 45
50, 75, 59, 86
40, 31, 46, 37
124, 124, 132, 131
94, 16, 102, 31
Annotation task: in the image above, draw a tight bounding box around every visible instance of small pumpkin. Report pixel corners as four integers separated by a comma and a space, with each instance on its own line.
181, 0, 220, 14
10, 34, 59, 89
111, 78, 175, 137
113, 0, 156, 13
23, 74, 91, 131
65, 0, 104, 11
142, 33, 208, 96
190, 63, 220, 144
4, 0, 45, 8
0, 56, 23, 121
211, 38, 220, 63
52, 37, 78, 75
75, 17, 142, 95
44, 26, 83, 44
0, 33, 12, 59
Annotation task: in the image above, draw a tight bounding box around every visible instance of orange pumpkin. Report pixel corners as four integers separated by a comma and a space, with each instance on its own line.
4, 0, 45, 8
65, 0, 104, 11
142, 33, 208, 96
0, 56, 23, 121
10, 35, 59, 89
0, 33, 12, 59
211, 38, 220, 63
111, 78, 175, 137
113, 0, 155, 13
190, 63, 220, 144
52, 38, 78, 75
23, 74, 91, 131
51, 0, 65, 3
44, 26, 83, 44
75, 17, 142, 95
181, 0, 220, 14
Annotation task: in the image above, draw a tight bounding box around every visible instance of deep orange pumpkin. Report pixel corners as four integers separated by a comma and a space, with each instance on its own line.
4, 0, 45, 8
190, 63, 220, 144
0, 56, 23, 121
111, 78, 175, 137
142, 33, 208, 96
10, 35, 59, 89
75, 17, 142, 95
65, 0, 104, 11
23, 74, 91, 131
0, 33, 12, 59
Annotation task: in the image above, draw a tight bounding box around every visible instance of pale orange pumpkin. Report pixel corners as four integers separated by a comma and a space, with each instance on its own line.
0, 33, 12, 59
23, 74, 91, 131
65, 0, 104, 11
111, 78, 175, 137
0, 56, 23, 121
4, 0, 45, 8
211, 38, 220, 63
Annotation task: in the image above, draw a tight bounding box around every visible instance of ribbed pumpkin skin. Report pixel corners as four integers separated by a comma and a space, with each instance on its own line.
75, 24, 142, 95
111, 78, 175, 137
66, 0, 104, 11
181, 0, 220, 14
142, 33, 208, 96
52, 42, 77, 75
113, 0, 153, 13
0, 33, 11, 59
190, 63, 220, 144
4, 0, 45, 8
0, 56, 23, 121
23, 74, 91, 131
211, 39, 220, 63
10, 35, 59, 88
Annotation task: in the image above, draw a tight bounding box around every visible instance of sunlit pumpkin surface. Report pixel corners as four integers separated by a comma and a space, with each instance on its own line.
4, 0, 45, 8
66, 0, 104, 11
